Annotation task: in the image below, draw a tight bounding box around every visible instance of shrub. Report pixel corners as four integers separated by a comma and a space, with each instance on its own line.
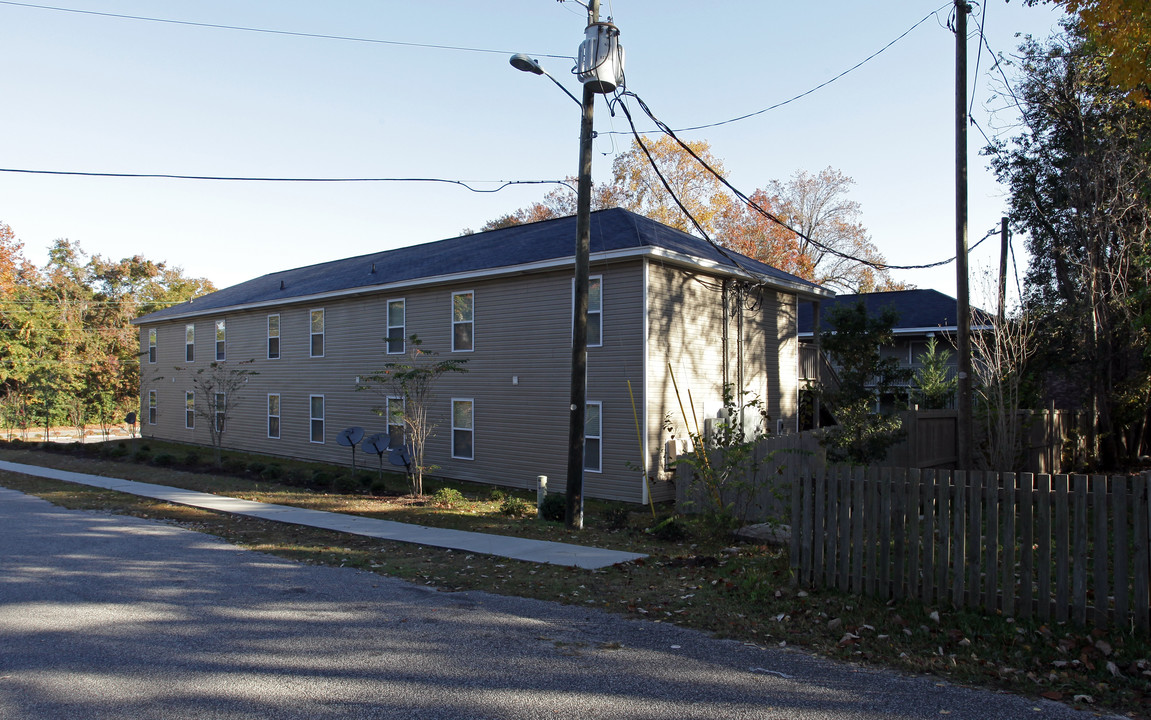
499, 496, 531, 517
356, 472, 375, 489
246, 461, 266, 477
538, 493, 565, 522
183, 451, 201, 468
152, 453, 176, 467
431, 487, 466, 508
603, 506, 632, 531
369, 478, 389, 495
260, 464, 283, 481
487, 487, 507, 502
310, 469, 331, 487
332, 473, 361, 494
222, 457, 248, 474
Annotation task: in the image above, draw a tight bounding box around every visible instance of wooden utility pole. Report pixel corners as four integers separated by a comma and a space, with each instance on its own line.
565, 0, 599, 530
998, 216, 1009, 324
955, 0, 973, 469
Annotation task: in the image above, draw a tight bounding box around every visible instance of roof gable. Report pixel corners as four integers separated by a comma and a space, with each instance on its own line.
797, 289, 990, 335
136, 208, 826, 323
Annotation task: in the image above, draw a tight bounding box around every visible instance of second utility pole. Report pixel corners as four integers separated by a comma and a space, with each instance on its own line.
565, 0, 599, 530
955, 0, 973, 470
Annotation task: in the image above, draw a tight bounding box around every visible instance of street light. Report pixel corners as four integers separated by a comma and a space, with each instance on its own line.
511, 3, 622, 530
508, 54, 581, 107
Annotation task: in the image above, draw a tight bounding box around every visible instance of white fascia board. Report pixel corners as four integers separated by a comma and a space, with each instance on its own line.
135, 245, 827, 325
798, 324, 995, 339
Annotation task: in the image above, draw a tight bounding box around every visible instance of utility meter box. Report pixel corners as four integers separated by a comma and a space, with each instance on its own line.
577, 22, 625, 94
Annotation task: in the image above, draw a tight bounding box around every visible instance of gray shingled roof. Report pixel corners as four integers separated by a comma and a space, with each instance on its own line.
136, 208, 828, 324
797, 289, 993, 335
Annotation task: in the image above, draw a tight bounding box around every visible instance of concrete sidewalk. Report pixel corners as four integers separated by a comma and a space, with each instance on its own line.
0, 460, 646, 569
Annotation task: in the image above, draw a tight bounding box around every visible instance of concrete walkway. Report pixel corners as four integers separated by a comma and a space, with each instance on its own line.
0, 460, 646, 569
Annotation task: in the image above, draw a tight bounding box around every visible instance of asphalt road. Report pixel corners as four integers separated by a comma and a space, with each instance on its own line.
0, 486, 1116, 720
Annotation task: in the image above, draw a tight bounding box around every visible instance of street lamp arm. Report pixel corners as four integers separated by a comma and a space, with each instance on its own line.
509, 54, 581, 107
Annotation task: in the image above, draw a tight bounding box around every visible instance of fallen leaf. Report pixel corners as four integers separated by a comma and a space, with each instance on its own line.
1040, 691, 1063, 701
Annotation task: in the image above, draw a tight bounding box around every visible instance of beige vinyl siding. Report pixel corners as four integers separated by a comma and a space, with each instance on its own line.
644, 262, 799, 501
136, 260, 649, 502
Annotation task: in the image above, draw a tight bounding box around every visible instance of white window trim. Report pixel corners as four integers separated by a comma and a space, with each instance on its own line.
185, 323, 195, 363
267, 314, 280, 360
215, 319, 227, 361
147, 329, 157, 364
147, 390, 156, 425
451, 290, 474, 353
310, 308, 325, 358
451, 397, 474, 460
214, 393, 226, 433
267, 393, 280, 439
584, 400, 603, 473
572, 275, 604, 347
309, 394, 325, 444
185, 391, 194, 430
386, 396, 405, 447
386, 298, 406, 355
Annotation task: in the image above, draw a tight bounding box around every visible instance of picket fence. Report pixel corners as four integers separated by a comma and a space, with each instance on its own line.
789, 466, 1151, 634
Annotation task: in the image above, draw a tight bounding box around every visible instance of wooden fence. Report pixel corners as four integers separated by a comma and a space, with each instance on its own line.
789, 466, 1151, 634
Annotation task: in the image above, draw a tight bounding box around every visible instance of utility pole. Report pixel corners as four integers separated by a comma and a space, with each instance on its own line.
998, 216, 1009, 324
564, 0, 599, 530
955, 0, 973, 469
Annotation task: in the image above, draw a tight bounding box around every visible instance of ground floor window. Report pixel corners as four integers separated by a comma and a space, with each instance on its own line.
452, 398, 473, 460
268, 394, 280, 439
584, 401, 602, 472
148, 390, 156, 425
310, 395, 324, 443
214, 393, 226, 433
185, 392, 194, 429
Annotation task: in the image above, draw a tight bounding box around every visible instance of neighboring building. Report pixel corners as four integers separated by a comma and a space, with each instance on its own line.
797, 289, 992, 411
134, 209, 830, 503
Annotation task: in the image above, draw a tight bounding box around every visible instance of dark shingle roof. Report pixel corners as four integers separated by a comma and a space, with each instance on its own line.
797, 289, 990, 335
137, 208, 827, 323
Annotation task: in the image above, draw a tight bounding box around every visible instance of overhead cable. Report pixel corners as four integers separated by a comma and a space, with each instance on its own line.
0, 0, 571, 59
0, 169, 574, 194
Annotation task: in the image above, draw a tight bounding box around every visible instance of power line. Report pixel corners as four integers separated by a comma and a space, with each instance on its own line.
0, 1, 571, 59
617, 90, 998, 274
608, 3, 951, 136
0, 169, 574, 193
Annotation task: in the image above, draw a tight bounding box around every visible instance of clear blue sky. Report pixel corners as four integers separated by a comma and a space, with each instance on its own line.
0, 0, 1066, 305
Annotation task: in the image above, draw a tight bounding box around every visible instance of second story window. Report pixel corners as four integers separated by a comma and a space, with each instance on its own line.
147, 328, 156, 363
267, 315, 280, 359
452, 291, 473, 352
215, 319, 226, 361
185, 324, 195, 362
310, 309, 325, 357
588, 276, 603, 347
387, 299, 405, 354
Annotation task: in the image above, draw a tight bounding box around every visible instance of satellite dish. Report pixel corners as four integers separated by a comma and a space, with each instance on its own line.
125, 412, 137, 425
389, 444, 412, 468
363, 433, 389, 456
336, 426, 365, 447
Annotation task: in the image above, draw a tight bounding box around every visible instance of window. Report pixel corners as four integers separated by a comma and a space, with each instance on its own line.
267, 394, 280, 439
387, 299, 405, 354
310, 309, 325, 358
147, 390, 156, 425
185, 324, 195, 362
452, 291, 473, 352
584, 401, 602, 472
147, 329, 157, 364
214, 393, 226, 433
588, 276, 603, 347
386, 396, 405, 449
451, 399, 473, 460
309, 395, 324, 443
215, 319, 226, 361
267, 315, 280, 359
185, 392, 194, 429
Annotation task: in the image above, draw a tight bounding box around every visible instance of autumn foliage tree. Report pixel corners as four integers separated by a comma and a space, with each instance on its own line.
479, 138, 905, 293
0, 222, 215, 436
